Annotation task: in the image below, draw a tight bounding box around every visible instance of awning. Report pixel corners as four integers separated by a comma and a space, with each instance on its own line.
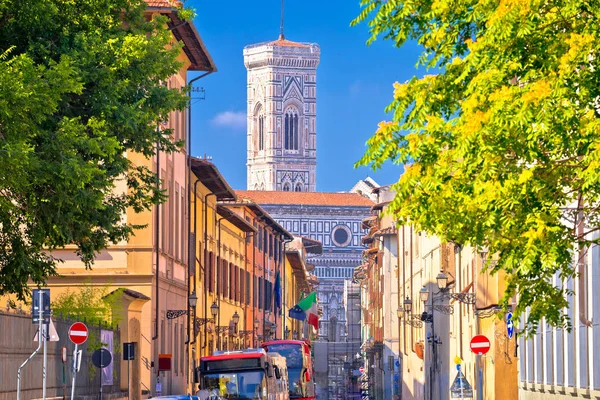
361, 216, 377, 230
371, 201, 391, 212
216, 205, 256, 232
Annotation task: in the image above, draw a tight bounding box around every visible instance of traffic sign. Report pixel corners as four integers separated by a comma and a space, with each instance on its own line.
506, 312, 514, 339
33, 318, 59, 342
359, 366, 365, 373
31, 289, 51, 324
92, 348, 112, 369
450, 369, 473, 398
68, 322, 89, 345
470, 335, 490, 355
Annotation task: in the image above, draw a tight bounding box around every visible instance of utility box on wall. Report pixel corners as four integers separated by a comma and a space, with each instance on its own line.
158, 354, 172, 371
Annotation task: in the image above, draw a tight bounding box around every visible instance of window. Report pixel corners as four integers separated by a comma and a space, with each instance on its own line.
255, 105, 265, 151
175, 184, 180, 260
229, 263, 235, 300
246, 271, 251, 305
258, 114, 265, 151
258, 277, 263, 310
295, 183, 303, 192
181, 190, 185, 264
283, 182, 291, 191
284, 107, 299, 150
222, 259, 228, 298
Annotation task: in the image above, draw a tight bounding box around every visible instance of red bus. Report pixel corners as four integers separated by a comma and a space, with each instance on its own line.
262, 340, 315, 400
196, 349, 289, 400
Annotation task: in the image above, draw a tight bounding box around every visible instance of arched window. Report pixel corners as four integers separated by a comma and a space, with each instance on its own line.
283, 182, 291, 191
284, 107, 299, 151
255, 104, 264, 151
294, 183, 302, 192
258, 114, 265, 151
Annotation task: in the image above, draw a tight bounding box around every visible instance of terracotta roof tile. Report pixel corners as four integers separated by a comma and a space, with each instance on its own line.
144, 0, 180, 7
266, 38, 310, 48
235, 190, 374, 207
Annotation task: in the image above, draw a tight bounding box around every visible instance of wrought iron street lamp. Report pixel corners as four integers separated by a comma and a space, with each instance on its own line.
210, 302, 219, 319
189, 291, 198, 308
402, 296, 423, 328
433, 270, 476, 305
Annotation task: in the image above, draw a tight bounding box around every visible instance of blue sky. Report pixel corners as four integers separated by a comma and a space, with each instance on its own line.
187, 0, 423, 192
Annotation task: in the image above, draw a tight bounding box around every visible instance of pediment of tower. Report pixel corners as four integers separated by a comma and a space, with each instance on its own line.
283, 76, 303, 100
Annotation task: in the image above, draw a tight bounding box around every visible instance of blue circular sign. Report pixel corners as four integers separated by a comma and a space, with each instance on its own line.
506, 312, 514, 339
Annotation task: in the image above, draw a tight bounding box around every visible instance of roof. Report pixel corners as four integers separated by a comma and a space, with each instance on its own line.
235, 190, 374, 207
222, 203, 293, 240
266, 38, 310, 48
371, 201, 391, 212
217, 205, 257, 233
201, 352, 264, 362
262, 340, 311, 349
144, 1, 217, 72
300, 236, 323, 255
190, 158, 236, 201
285, 250, 311, 291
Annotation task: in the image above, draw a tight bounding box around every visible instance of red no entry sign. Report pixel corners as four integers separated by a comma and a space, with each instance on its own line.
68, 322, 89, 345
359, 366, 365, 373
470, 335, 490, 355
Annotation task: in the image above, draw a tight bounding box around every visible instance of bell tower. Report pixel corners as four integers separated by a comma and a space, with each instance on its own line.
243, 31, 320, 191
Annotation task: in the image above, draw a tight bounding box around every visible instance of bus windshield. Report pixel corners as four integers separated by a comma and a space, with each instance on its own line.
200, 371, 266, 399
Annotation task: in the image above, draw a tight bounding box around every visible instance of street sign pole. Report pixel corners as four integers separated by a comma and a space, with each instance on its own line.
43, 318, 48, 400
17, 290, 44, 400
71, 344, 78, 400
69, 322, 89, 400
477, 355, 483, 400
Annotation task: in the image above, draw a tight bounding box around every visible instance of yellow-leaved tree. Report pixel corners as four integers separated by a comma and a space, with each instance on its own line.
352, 0, 600, 335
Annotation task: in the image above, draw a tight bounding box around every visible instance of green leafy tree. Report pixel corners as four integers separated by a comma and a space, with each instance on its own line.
352, 0, 600, 334
0, 0, 191, 299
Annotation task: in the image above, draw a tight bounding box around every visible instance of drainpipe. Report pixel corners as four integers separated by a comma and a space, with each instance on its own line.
253, 222, 257, 348
152, 132, 161, 341
188, 178, 205, 346
281, 236, 293, 339
216, 215, 226, 349
185, 71, 210, 346
245, 227, 256, 348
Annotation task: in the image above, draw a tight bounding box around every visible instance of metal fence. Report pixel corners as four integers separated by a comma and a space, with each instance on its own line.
0, 310, 122, 400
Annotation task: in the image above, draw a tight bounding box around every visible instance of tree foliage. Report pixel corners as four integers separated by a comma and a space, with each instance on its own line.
352, 0, 600, 334
51, 282, 123, 326
0, 0, 190, 299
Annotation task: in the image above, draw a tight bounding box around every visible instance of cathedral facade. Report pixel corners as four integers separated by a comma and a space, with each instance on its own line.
243, 36, 320, 192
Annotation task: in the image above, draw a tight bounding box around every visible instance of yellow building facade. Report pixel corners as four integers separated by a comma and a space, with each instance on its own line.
10, 4, 217, 398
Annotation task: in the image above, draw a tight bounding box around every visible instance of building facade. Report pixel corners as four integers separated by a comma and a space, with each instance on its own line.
518, 233, 600, 399
243, 36, 320, 192
358, 186, 519, 400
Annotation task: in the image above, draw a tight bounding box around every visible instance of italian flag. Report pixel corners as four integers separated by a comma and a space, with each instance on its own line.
297, 291, 319, 330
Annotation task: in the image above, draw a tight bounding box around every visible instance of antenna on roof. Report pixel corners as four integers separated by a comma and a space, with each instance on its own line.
279, 0, 285, 40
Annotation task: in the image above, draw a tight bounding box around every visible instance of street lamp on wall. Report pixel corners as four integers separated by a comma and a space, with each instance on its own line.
189, 291, 198, 308
436, 271, 449, 290
232, 311, 240, 334
210, 302, 219, 319
402, 297, 422, 328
